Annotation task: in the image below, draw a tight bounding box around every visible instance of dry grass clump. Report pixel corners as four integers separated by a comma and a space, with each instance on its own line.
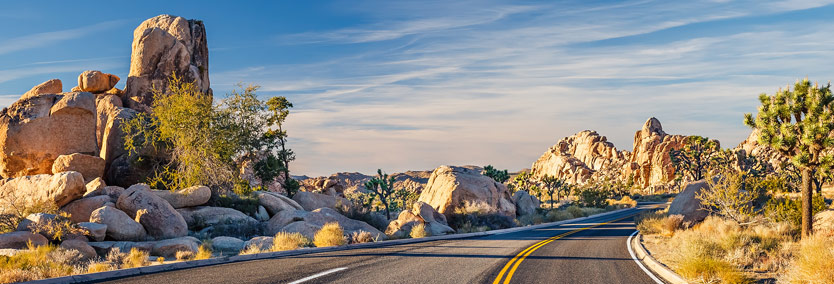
195, 244, 213, 260
239, 245, 268, 255
175, 250, 194, 261
636, 211, 684, 236
313, 222, 347, 247
349, 231, 377, 244
0, 243, 84, 283
607, 196, 637, 209
663, 216, 795, 283
121, 248, 149, 268
85, 262, 115, 274
781, 234, 834, 284
409, 223, 430, 238
273, 232, 312, 251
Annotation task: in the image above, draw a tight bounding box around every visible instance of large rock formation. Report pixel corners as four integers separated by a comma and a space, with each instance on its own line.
734, 129, 787, 171
89, 205, 148, 241
531, 130, 628, 184
417, 165, 516, 217
292, 191, 352, 211
0, 171, 86, 213
21, 79, 62, 100
0, 92, 97, 178
385, 201, 454, 238
125, 14, 210, 112
622, 118, 689, 188
51, 153, 105, 182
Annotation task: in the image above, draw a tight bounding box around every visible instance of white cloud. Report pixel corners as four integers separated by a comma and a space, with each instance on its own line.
0, 20, 125, 55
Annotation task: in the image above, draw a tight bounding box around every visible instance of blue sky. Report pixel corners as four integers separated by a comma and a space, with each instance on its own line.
2, 0, 834, 176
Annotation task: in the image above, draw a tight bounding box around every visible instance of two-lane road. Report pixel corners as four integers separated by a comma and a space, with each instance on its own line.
98, 204, 663, 284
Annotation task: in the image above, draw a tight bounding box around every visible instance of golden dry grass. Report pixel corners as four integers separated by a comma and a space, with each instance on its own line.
121, 248, 149, 268
409, 223, 429, 238
781, 234, 834, 283
272, 232, 312, 251
313, 222, 347, 247
195, 244, 213, 260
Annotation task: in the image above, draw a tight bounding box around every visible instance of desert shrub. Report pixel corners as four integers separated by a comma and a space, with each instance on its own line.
782, 234, 834, 283
313, 222, 347, 247
699, 172, 763, 223
195, 243, 213, 260
121, 248, 149, 268
27, 212, 84, 242
576, 187, 610, 208
85, 262, 115, 274
0, 194, 59, 234
409, 223, 430, 238
636, 212, 683, 236
607, 196, 637, 209
175, 250, 194, 261
209, 193, 260, 218
764, 195, 827, 229
482, 165, 510, 183
517, 213, 545, 226
447, 201, 515, 232
349, 231, 376, 244
545, 210, 573, 222
239, 245, 268, 255
0, 244, 81, 283
273, 232, 312, 251
156, 257, 165, 264
566, 205, 584, 218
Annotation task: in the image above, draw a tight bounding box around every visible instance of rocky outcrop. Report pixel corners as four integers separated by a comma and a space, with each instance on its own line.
255, 191, 303, 216
77, 71, 119, 94
0, 171, 86, 213
150, 237, 198, 258
211, 236, 244, 253
0, 92, 97, 178
266, 207, 386, 240
292, 191, 352, 211
244, 236, 273, 250
176, 206, 257, 228
51, 153, 105, 182
116, 184, 187, 239
125, 14, 210, 112
531, 130, 628, 184
151, 185, 211, 209
0, 231, 48, 249
667, 180, 710, 223
385, 201, 454, 238
417, 165, 516, 217
61, 195, 113, 223
21, 79, 62, 100
300, 170, 430, 196
512, 191, 541, 216
734, 129, 787, 171
77, 222, 107, 242
89, 205, 147, 241
622, 118, 689, 188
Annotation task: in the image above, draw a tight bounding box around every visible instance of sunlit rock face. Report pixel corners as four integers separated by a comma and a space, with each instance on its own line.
0, 92, 97, 178
124, 14, 211, 112
621, 117, 688, 188
531, 130, 627, 184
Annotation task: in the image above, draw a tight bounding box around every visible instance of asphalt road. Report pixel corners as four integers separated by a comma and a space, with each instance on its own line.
97, 204, 663, 284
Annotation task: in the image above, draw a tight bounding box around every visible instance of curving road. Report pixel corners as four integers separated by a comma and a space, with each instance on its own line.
96, 204, 664, 284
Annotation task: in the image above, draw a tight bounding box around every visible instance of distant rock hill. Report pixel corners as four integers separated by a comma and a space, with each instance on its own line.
530, 117, 779, 189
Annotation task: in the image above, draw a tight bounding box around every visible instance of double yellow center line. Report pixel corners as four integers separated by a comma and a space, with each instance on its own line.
491, 213, 638, 284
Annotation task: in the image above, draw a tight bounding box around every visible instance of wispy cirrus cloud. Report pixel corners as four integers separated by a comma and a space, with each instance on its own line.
0, 20, 126, 56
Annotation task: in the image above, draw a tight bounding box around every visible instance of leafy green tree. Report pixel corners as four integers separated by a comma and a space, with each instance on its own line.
364, 169, 397, 219
669, 136, 721, 182
744, 79, 834, 237
540, 175, 565, 209
482, 165, 510, 183
263, 96, 300, 197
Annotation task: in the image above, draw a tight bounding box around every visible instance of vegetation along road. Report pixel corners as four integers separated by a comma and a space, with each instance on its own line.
98, 203, 664, 284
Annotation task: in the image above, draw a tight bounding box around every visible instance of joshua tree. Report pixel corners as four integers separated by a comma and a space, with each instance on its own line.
482, 165, 510, 183
669, 135, 721, 182
744, 79, 834, 238
540, 175, 565, 209
512, 171, 533, 194
364, 169, 397, 219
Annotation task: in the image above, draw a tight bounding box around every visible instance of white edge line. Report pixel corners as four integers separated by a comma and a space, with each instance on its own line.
288, 267, 348, 284
628, 230, 664, 284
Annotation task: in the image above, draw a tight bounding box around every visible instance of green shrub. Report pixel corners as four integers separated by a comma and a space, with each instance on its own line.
764, 195, 827, 229
210, 193, 260, 217
545, 210, 573, 222
566, 205, 584, 218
